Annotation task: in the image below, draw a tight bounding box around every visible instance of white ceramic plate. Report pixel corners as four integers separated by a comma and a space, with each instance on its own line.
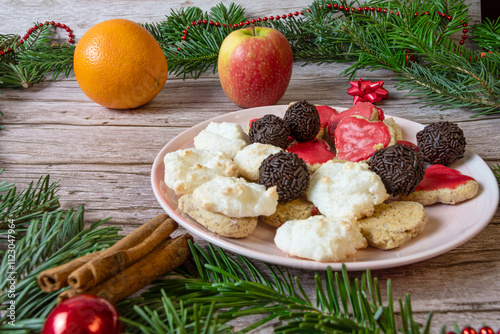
151, 105, 499, 271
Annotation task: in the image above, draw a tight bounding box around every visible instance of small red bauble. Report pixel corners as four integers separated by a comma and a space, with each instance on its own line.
462, 327, 477, 334
42, 295, 122, 334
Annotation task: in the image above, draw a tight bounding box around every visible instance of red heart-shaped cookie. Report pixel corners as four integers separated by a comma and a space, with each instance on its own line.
335, 116, 391, 162
287, 138, 336, 165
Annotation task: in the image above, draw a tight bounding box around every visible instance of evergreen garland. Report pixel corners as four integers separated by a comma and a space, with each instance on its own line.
1, 0, 499, 115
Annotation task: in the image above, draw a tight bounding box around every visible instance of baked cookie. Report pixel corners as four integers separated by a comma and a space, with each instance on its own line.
260, 197, 315, 228
233, 143, 282, 182
400, 164, 478, 205
193, 121, 248, 159
275, 215, 367, 262
359, 201, 427, 250
178, 194, 258, 238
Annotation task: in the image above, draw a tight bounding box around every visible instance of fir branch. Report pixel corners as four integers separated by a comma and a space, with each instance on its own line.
0, 173, 60, 230
492, 164, 500, 187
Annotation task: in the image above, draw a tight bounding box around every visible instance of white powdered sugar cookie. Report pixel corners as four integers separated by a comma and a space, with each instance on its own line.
193, 121, 249, 159
233, 143, 282, 181
307, 161, 388, 220
164, 148, 238, 196
191, 176, 278, 218
275, 215, 367, 262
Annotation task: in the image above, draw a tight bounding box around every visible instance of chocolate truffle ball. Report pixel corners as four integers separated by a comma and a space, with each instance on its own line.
416, 121, 466, 166
283, 100, 321, 142
369, 143, 425, 196
258, 151, 310, 203
249, 114, 290, 149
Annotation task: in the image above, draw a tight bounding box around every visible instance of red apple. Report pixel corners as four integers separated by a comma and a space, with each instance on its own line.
42, 295, 122, 334
218, 26, 293, 108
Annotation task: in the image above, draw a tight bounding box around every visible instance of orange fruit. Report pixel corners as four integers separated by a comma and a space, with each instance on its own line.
73, 18, 168, 109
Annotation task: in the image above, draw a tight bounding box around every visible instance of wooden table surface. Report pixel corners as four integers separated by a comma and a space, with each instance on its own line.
2, 0, 499, 332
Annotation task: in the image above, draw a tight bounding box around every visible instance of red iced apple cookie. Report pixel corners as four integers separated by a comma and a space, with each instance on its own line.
328, 102, 384, 139
287, 138, 335, 169
334, 116, 391, 162
401, 164, 478, 205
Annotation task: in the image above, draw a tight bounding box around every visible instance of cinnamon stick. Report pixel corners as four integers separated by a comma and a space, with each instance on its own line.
38, 213, 169, 292
57, 233, 193, 304
68, 217, 178, 291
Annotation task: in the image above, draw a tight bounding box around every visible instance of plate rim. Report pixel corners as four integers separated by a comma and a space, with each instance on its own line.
151, 105, 499, 271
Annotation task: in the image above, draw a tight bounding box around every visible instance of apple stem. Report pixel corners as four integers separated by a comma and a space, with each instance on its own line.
250, 24, 256, 36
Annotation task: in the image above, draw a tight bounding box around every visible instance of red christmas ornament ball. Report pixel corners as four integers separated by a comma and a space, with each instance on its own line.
42, 295, 122, 334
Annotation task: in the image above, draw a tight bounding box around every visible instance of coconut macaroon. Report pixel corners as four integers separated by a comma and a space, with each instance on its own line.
191, 176, 278, 218
193, 121, 249, 159
164, 148, 238, 196
233, 143, 283, 181
307, 161, 388, 220
275, 215, 367, 262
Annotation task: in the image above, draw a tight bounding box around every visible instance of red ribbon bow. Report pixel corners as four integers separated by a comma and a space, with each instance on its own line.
347, 78, 388, 105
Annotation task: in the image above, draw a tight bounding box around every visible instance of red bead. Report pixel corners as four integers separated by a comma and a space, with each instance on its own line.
463, 28, 468, 33
358, 7, 363, 11
245, 20, 250, 25
415, 12, 419, 16
68, 38, 74, 44
251, 19, 256, 23
177, 47, 181, 51
288, 13, 293, 17
462, 327, 477, 334
238, 22, 244, 26
462, 35, 467, 39
442, 13, 447, 17
191, 21, 196, 26
215, 22, 221, 26
364, 6, 369, 11
425, 11, 430, 15
307, 9, 311, 12
333, 4, 339, 9
327, 3, 332, 8
275, 15, 280, 20
0, 51, 4, 55
390, 10, 394, 14
294, 11, 299, 16
370, 6, 375, 11
256, 18, 261, 22
396, 12, 399, 15
459, 40, 464, 44
68, 33, 74, 38
300, 11, 304, 14
197, 20, 202, 24
339, 6, 344, 10
447, 15, 452, 20
233, 23, 238, 27
183, 29, 188, 34
61, 24, 67, 29
376, 7, 381, 11
463, 23, 468, 27
202, 19, 207, 24
383, 9, 388, 13
209, 20, 214, 25
479, 327, 494, 334
19, 39, 24, 44
436, 11, 441, 15
181, 35, 187, 40
263, 17, 268, 21
282, 14, 287, 19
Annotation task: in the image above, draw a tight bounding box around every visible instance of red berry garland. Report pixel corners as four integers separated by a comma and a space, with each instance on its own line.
0, 21, 74, 57
177, 2, 469, 52
447, 327, 498, 334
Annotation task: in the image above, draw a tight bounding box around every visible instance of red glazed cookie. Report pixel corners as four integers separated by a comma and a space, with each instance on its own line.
286, 138, 336, 171
334, 116, 391, 162
401, 164, 479, 205
315, 105, 338, 138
